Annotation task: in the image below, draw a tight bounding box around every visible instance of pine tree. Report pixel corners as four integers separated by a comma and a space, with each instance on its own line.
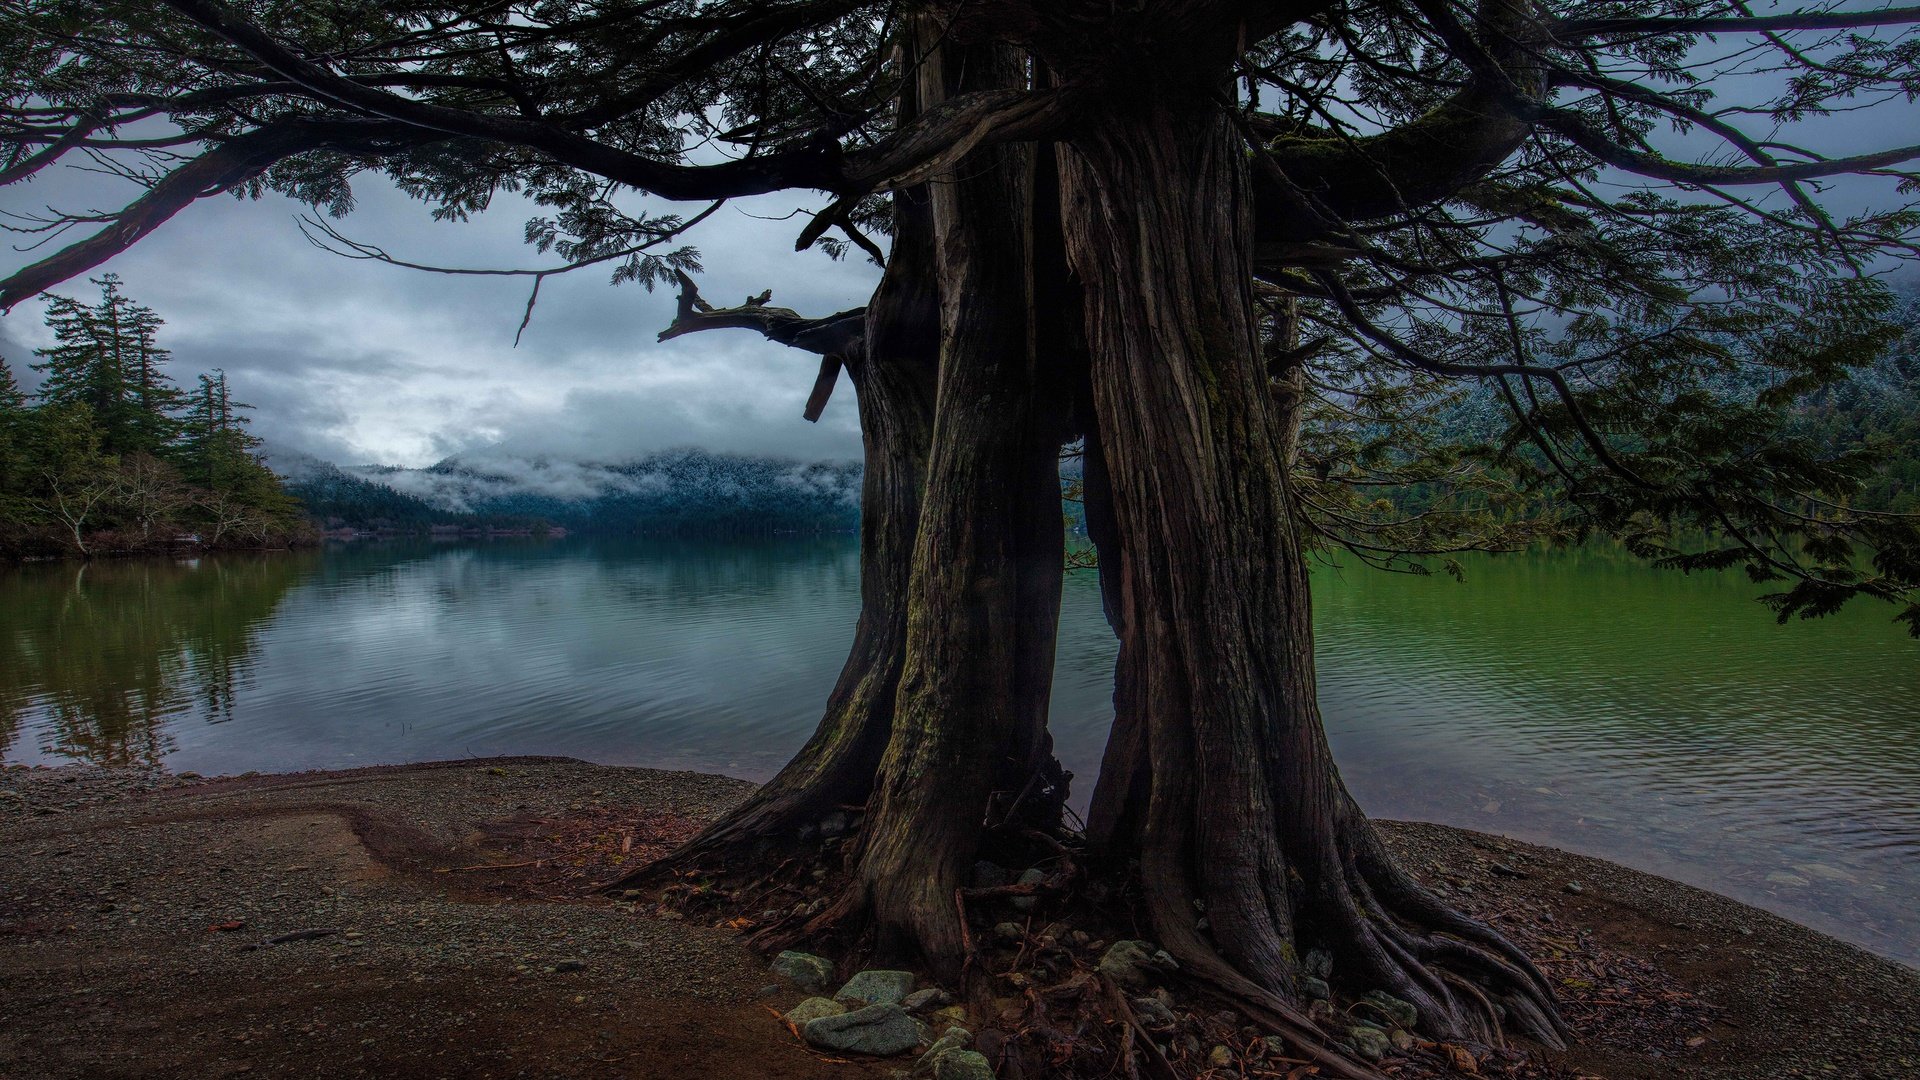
0, 356, 28, 518
178, 370, 260, 490
31, 275, 181, 457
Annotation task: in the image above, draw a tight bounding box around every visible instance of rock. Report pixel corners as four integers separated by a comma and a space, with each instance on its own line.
971, 861, 1011, 889
803, 1003, 922, 1057
819, 810, 852, 837
1563, 881, 1584, 895
929, 1049, 994, 1080
1348, 1024, 1391, 1061
930, 1005, 970, 1027
1010, 868, 1047, 912
1302, 976, 1330, 1000
914, 1026, 972, 1074
1389, 1027, 1415, 1051
836, 969, 917, 1007
551, 959, 587, 973
1097, 940, 1179, 988
1208, 1045, 1234, 1067
1303, 948, 1333, 978
993, 922, 1024, 943
755, 984, 782, 1000
771, 951, 836, 993
1307, 999, 1336, 1024
784, 997, 847, 1027
1262, 1035, 1289, 1057
1131, 996, 1177, 1031
904, 988, 953, 1012
1490, 861, 1528, 878
1362, 990, 1417, 1029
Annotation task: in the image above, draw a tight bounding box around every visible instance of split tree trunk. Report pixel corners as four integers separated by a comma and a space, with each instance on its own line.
845, 33, 1073, 977
624, 177, 941, 876
1062, 99, 1565, 1046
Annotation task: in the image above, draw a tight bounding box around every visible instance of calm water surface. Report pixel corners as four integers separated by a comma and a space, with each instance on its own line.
3, 538, 1915, 964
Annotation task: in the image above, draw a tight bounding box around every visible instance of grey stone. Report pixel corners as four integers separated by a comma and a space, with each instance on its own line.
914, 1026, 972, 1074
1131, 996, 1177, 1031
1347, 1024, 1391, 1061
784, 997, 847, 1027
993, 922, 1024, 943
1010, 868, 1047, 912
1563, 881, 1584, 895
1261, 1035, 1289, 1057
1302, 976, 1330, 1000
771, 950, 835, 993
929, 1049, 994, 1080
970, 861, 1010, 889
819, 810, 852, 837
551, 959, 586, 973
805, 1004, 923, 1057
904, 987, 953, 1012
836, 969, 917, 1007
1389, 1027, 1415, 1051
1363, 991, 1417, 1029
1097, 940, 1179, 988
1303, 948, 1333, 978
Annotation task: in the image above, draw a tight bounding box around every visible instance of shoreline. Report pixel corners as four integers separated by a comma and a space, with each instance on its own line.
3, 757, 1916, 1079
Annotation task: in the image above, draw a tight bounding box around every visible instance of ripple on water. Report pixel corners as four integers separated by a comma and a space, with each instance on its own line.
1, 540, 1914, 965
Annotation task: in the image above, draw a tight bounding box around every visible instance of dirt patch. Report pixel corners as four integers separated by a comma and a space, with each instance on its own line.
2, 759, 1915, 1080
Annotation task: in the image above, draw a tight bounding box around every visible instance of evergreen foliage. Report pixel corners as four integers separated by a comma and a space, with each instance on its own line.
0, 279, 311, 559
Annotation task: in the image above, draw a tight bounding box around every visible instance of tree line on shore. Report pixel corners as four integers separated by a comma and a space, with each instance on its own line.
0, 275, 308, 559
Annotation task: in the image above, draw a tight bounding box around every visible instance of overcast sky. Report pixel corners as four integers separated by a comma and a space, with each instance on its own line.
3, 32, 1915, 468
0, 168, 881, 467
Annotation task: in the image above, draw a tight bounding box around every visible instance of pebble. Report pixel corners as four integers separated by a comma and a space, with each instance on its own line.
1564, 881, 1584, 895
928, 1049, 993, 1080
1348, 1023, 1391, 1061
1096, 940, 1179, 989
551, 959, 586, 973
903, 987, 952, 1012
1010, 868, 1047, 912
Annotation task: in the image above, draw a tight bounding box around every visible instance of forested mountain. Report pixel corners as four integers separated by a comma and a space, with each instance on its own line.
277, 448, 862, 536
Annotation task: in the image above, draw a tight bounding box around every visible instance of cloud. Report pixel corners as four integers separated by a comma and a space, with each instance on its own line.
0, 163, 880, 467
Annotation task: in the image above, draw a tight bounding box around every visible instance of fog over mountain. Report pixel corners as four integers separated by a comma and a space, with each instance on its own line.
267, 445, 863, 533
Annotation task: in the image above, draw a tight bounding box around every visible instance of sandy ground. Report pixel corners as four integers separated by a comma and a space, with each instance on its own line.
2, 757, 1915, 1080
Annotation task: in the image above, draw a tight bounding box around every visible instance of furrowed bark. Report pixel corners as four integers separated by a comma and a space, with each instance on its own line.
841, 30, 1072, 979
1062, 97, 1565, 1050
605, 161, 939, 891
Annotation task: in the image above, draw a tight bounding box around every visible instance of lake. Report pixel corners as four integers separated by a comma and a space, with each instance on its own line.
3, 538, 1915, 966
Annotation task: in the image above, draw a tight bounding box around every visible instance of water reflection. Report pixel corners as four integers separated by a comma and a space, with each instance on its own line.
0, 539, 1914, 966
0, 552, 318, 764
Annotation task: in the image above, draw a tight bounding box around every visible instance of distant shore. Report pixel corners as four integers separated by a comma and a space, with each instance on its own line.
2, 757, 1915, 1080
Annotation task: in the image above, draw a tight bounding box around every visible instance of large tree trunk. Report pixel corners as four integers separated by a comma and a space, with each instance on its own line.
614, 175, 941, 879
842, 33, 1072, 978
1062, 99, 1565, 1046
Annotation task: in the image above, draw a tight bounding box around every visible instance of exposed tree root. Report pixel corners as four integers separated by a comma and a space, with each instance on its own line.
609, 813, 1583, 1080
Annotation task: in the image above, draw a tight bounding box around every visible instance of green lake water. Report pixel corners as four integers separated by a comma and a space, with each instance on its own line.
2, 538, 1915, 965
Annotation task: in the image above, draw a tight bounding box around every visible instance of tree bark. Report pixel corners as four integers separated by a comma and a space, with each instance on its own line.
842, 32, 1073, 978
610, 172, 940, 882
1062, 99, 1565, 1046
